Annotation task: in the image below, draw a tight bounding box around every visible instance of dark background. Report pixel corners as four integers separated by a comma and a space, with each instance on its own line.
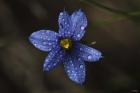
0, 0, 140, 93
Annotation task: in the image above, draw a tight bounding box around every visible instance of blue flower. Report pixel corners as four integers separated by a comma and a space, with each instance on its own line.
29, 9, 102, 84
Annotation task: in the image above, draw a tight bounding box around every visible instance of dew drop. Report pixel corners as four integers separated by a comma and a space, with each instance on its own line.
77, 34, 80, 38
53, 63, 56, 66
40, 36, 43, 39
47, 64, 51, 68
87, 55, 92, 60
90, 49, 94, 53
43, 42, 47, 45
78, 58, 81, 61
47, 38, 50, 41
80, 26, 84, 30
67, 70, 70, 73
41, 32, 45, 35
64, 22, 67, 25
70, 60, 73, 63
68, 31, 70, 35
80, 48, 82, 51
43, 63, 46, 68
48, 43, 52, 46
34, 43, 37, 46
60, 12, 63, 16
73, 73, 77, 77
80, 65, 84, 69
71, 70, 75, 73
60, 54, 63, 58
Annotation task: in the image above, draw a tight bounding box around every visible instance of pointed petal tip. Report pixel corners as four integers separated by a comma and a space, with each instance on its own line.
77, 9, 86, 15
92, 52, 103, 62
71, 77, 85, 84
64, 56, 86, 85
28, 31, 35, 40
67, 74, 85, 84
43, 63, 49, 72
78, 9, 83, 13
74, 43, 102, 62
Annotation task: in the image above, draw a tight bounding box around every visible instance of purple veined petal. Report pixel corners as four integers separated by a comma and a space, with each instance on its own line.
29, 30, 59, 52
58, 11, 72, 38
71, 9, 87, 41
43, 45, 65, 71
63, 55, 85, 84
74, 43, 102, 62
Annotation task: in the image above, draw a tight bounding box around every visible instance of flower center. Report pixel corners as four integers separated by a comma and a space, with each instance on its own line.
60, 39, 72, 49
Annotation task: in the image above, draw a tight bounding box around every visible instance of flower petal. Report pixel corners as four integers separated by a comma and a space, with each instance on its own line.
63, 56, 85, 84
74, 43, 102, 62
29, 30, 58, 52
71, 9, 87, 41
58, 11, 72, 37
43, 46, 65, 71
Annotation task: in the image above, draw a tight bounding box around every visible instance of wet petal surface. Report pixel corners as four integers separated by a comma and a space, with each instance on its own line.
29, 30, 58, 52
71, 10, 87, 41
74, 43, 102, 62
58, 11, 72, 38
63, 55, 85, 84
43, 46, 65, 71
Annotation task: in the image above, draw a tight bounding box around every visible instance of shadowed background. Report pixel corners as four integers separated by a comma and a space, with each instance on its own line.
0, 0, 140, 93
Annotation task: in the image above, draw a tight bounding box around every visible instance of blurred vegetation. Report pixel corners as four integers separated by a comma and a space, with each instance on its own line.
0, 0, 140, 93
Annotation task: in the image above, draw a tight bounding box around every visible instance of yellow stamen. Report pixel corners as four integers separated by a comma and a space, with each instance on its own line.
60, 39, 72, 49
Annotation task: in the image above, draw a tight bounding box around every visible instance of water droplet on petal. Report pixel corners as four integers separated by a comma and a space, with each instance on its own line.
77, 34, 80, 38
68, 31, 70, 35
47, 64, 51, 68
60, 12, 63, 16
43, 63, 46, 68
34, 43, 37, 46
71, 70, 75, 74
90, 49, 94, 53
88, 55, 92, 60
53, 63, 56, 66
67, 70, 70, 73
73, 73, 77, 77
43, 42, 47, 45
40, 36, 43, 39
78, 58, 81, 61
48, 43, 52, 45
64, 22, 67, 25
81, 26, 84, 30
80, 65, 84, 69
41, 32, 45, 35
47, 38, 50, 40
70, 60, 73, 63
